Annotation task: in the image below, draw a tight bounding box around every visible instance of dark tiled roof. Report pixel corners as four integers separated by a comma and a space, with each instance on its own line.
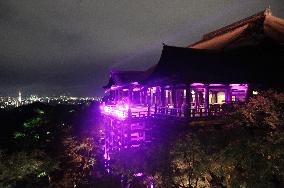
189, 8, 284, 50
145, 44, 283, 86
103, 9, 284, 89
103, 67, 155, 89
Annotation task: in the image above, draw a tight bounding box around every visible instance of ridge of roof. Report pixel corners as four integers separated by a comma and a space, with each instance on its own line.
110, 70, 144, 74
189, 8, 272, 47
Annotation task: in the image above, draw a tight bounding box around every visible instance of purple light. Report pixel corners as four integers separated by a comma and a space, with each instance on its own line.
191, 83, 204, 86
229, 84, 248, 89
132, 82, 139, 85
104, 106, 112, 114
134, 172, 143, 177
133, 87, 143, 91
101, 103, 130, 119
209, 84, 225, 87
111, 85, 121, 90
229, 84, 248, 93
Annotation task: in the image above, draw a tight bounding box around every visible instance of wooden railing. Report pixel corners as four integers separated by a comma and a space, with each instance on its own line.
101, 103, 226, 119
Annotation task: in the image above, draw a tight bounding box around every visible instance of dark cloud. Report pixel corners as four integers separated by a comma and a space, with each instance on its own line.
0, 0, 283, 96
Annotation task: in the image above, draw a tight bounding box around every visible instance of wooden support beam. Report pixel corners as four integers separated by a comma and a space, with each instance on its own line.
204, 84, 209, 115
161, 86, 165, 107
185, 84, 191, 118
172, 86, 177, 108
139, 91, 143, 104
128, 88, 133, 103
225, 84, 232, 103
144, 87, 148, 106
194, 90, 198, 112
114, 90, 118, 101
246, 84, 252, 100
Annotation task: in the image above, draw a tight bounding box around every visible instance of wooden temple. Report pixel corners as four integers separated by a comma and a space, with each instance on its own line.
100, 9, 284, 169
101, 8, 284, 120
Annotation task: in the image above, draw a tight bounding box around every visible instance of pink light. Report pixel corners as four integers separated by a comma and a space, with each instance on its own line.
191, 83, 204, 86
111, 85, 120, 90
114, 109, 127, 119
134, 172, 143, 177
125, 104, 129, 110
209, 84, 225, 87
101, 103, 129, 119
229, 84, 248, 90
132, 82, 139, 85
118, 103, 129, 111
133, 87, 143, 91
104, 106, 111, 113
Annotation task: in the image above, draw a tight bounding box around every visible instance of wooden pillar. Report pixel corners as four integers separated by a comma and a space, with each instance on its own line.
194, 90, 198, 112
139, 91, 142, 104
204, 85, 209, 115
119, 90, 122, 101
161, 86, 165, 107
149, 88, 153, 106
114, 90, 117, 101
144, 87, 148, 106
172, 86, 177, 108
128, 108, 132, 119
128, 88, 133, 103
225, 84, 231, 103
185, 84, 191, 118
246, 84, 252, 101
116, 90, 119, 101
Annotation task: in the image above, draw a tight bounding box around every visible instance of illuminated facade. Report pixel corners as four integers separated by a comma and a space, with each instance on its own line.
102, 8, 283, 120
101, 9, 284, 169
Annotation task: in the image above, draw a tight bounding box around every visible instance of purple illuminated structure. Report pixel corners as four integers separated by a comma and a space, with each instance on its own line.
101, 83, 249, 119
100, 9, 284, 184
102, 8, 283, 120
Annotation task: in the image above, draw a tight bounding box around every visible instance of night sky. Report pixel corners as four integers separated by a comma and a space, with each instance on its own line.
1, 1, 283, 96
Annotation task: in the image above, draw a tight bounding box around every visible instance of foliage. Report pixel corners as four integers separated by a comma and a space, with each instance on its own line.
1, 92, 284, 187
203, 128, 284, 187
0, 150, 58, 188
51, 132, 99, 187
170, 133, 208, 188
227, 91, 284, 129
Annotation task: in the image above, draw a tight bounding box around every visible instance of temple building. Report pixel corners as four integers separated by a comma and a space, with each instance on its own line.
101, 8, 284, 120
100, 9, 284, 167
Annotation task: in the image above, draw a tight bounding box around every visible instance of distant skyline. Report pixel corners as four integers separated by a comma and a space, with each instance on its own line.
1, 0, 284, 96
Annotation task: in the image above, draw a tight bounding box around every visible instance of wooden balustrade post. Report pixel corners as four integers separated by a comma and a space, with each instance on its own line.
172, 86, 177, 108
147, 105, 151, 117
204, 84, 209, 116
225, 84, 232, 103
161, 86, 165, 107
128, 88, 133, 103
154, 104, 157, 114
185, 84, 191, 119
128, 108, 132, 120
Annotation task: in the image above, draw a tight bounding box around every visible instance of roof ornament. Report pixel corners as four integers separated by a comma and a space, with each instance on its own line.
265, 6, 272, 16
